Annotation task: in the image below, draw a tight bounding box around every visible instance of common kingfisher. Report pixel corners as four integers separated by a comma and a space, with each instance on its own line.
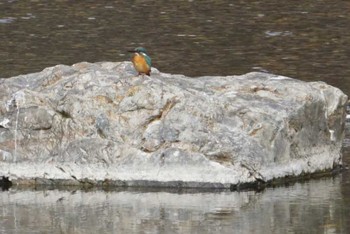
128, 47, 152, 76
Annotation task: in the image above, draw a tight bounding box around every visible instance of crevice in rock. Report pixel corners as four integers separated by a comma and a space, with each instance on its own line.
240, 162, 266, 183
139, 97, 180, 153
56, 110, 72, 119
205, 152, 234, 167
32, 126, 52, 131
97, 128, 107, 139
56, 166, 66, 173
139, 146, 155, 153
149, 97, 179, 123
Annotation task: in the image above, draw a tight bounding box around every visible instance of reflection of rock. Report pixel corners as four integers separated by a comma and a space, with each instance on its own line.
0, 62, 347, 188
0, 178, 346, 233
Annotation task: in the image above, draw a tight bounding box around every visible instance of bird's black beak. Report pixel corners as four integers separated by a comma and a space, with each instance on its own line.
127, 50, 135, 53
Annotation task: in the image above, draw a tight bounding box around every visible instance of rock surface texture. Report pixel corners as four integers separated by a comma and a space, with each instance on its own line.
0, 62, 347, 188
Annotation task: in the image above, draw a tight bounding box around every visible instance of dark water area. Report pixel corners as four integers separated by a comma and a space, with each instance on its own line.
1, 1, 350, 233
1, 0, 350, 94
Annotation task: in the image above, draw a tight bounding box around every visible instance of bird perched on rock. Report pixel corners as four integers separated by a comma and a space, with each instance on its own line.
128, 47, 152, 76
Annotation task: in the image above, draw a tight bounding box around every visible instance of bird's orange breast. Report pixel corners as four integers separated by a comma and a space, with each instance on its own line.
132, 54, 150, 74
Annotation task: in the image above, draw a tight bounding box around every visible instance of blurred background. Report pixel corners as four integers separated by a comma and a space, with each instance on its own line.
1, 0, 350, 95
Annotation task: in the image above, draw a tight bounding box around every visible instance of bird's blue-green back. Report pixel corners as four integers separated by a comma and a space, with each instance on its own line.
143, 54, 152, 67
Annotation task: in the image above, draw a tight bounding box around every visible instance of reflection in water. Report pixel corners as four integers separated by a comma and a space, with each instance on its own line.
0, 176, 349, 234
0, 1, 350, 95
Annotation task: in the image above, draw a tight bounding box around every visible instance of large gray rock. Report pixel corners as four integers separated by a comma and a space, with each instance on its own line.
0, 62, 347, 188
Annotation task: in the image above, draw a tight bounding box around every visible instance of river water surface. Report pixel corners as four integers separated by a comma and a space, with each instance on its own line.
1, 1, 350, 233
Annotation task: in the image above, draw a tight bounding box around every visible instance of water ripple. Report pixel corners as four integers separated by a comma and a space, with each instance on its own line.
0, 17, 16, 24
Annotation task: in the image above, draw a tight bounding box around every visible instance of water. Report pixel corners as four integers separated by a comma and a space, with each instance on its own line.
1, 1, 350, 95
1, 172, 350, 234
1, 1, 350, 233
